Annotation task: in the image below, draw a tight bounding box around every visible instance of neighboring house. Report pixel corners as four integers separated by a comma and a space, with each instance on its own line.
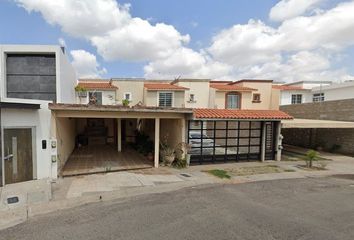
275, 81, 332, 105
311, 80, 354, 102
0, 45, 76, 186
76, 79, 117, 105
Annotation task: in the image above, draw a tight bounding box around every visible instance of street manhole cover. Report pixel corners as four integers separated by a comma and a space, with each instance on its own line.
331, 174, 354, 180
7, 196, 19, 204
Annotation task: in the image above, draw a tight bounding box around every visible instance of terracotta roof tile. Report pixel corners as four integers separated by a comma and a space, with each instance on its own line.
210, 83, 257, 91
272, 85, 305, 91
194, 109, 293, 120
77, 82, 117, 90
144, 83, 189, 91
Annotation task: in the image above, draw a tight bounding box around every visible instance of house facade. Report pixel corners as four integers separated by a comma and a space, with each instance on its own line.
1, 44, 293, 186
0, 45, 76, 186
275, 80, 335, 105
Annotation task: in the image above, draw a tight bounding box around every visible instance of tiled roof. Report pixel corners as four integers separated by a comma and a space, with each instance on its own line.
193, 109, 293, 120
210, 83, 257, 91
144, 83, 189, 91
77, 82, 117, 90
272, 85, 305, 91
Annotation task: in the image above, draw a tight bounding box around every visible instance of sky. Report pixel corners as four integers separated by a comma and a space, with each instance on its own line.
1, 0, 354, 83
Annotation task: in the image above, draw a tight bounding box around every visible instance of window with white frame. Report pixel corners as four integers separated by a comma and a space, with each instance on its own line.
313, 93, 324, 102
124, 92, 132, 101
291, 94, 302, 104
158, 92, 173, 107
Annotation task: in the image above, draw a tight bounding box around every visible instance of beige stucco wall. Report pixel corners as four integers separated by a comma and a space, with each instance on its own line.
112, 80, 144, 106
55, 117, 76, 174
175, 81, 210, 108
270, 88, 280, 110
236, 82, 274, 110
76, 90, 116, 105
160, 119, 185, 148
214, 91, 252, 109
144, 90, 185, 107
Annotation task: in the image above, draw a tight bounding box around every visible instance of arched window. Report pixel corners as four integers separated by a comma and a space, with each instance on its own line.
226, 92, 241, 109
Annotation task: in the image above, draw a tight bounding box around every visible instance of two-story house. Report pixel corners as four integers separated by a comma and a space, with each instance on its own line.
0, 45, 76, 186
52, 77, 291, 177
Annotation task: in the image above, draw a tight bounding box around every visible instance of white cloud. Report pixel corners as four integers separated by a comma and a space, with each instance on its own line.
144, 48, 231, 79
15, 0, 190, 62
70, 50, 107, 78
269, 0, 323, 22
14, 0, 354, 83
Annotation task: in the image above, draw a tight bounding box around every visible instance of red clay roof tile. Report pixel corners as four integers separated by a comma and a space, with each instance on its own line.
272, 85, 305, 91
144, 83, 189, 90
194, 109, 293, 120
77, 82, 117, 90
210, 83, 257, 91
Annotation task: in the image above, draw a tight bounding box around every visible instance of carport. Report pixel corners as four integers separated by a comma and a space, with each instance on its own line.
49, 104, 192, 176
281, 118, 354, 154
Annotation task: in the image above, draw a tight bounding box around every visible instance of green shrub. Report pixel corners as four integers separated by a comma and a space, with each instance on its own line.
305, 150, 319, 168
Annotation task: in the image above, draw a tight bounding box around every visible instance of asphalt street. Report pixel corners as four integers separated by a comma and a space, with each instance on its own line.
1, 176, 354, 240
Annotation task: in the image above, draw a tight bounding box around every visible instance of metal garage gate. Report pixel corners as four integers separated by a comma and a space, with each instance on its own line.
187, 120, 275, 164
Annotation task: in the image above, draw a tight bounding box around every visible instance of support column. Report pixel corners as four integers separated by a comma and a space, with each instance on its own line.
117, 119, 122, 152
275, 121, 282, 161
261, 122, 266, 162
181, 119, 186, 143
154, 118, 160, 168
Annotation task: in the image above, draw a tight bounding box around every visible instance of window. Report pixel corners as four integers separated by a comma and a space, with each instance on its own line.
291, 94, 302, 104
252, 93, 261, 103
188, 94, 196, 102
89, 91, 102, 105
313, 93, 324, 102
124, 92, 132, 101
226, 92, 241, 109
158, 92, 173, 107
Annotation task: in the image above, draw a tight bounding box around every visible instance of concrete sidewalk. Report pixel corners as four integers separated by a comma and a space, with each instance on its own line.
1, 150, 354, 231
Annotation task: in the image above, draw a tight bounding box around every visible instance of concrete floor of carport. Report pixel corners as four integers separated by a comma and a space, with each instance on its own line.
61, 145, 153, 177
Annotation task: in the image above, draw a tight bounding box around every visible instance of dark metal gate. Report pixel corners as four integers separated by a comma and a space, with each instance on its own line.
187, 120, 264, 164
264, 122, 276, 160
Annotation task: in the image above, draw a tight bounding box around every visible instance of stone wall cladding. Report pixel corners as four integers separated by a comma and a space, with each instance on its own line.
280, 98, 354, 122
280, 99, 354, 155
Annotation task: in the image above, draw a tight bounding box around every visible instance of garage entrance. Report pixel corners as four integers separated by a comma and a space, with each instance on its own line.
187, 120, 277, 164
60, 117, 155, 176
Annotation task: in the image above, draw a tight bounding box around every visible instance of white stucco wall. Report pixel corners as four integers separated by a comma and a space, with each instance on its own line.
1, 103, 55, 180
280, 90, 312, 105
312, 83, 354, 102
58, 49, 77, 103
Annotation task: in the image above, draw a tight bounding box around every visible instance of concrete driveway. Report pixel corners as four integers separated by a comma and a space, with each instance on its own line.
1, 176, 354, 240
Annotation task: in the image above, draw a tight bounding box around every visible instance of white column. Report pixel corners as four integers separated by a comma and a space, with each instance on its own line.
154, 118, 160, 168
261, 122, 266, 162
181, 119, 186, 143
275, 121, 282, 161
117, 119, 122, 152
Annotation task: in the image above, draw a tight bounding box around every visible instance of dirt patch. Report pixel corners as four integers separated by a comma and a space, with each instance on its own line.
330, 174, 354, 180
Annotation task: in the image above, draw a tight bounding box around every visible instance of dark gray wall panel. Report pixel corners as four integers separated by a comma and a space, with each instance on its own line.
6, 54, 56, 102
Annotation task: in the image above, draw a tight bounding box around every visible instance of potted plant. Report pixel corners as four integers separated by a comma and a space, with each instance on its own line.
122, 99, 130, 107
161, 147, 175, 166
175, 142, 191, 166
74, 85, 87, 98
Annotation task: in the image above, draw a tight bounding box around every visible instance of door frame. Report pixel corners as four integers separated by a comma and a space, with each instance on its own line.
1, 126, 37, 185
